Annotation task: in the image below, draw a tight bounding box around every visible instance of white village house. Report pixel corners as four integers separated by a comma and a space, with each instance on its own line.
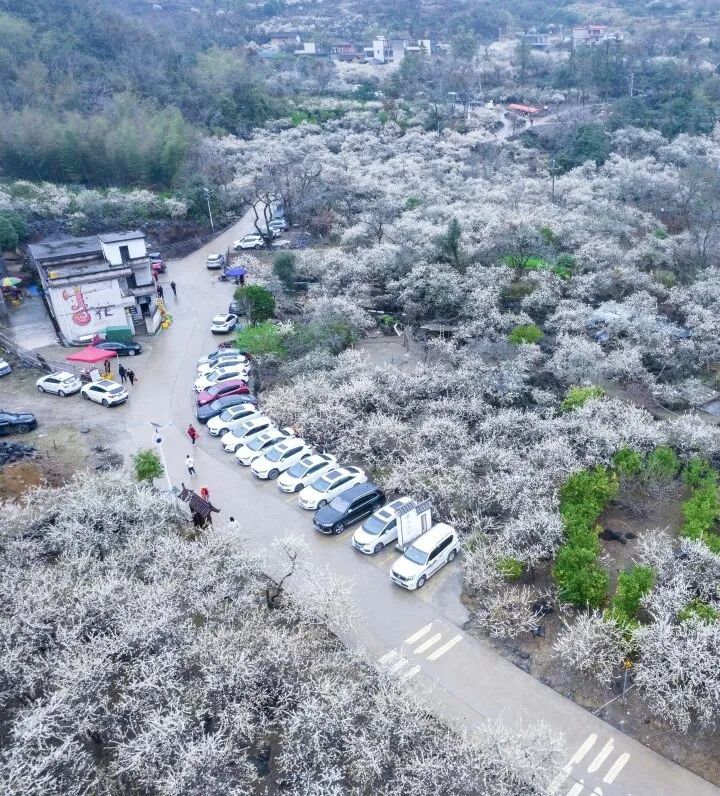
28, 231, 160, 345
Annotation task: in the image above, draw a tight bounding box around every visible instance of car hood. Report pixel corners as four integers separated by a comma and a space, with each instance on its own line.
313, 504, 344, 526
251, 457, 273, 472
7, 412, 35, 422
196, 391, 221, 406
353, 526, 380, 546
196, 404, 223, 419
391, 556, 423, 579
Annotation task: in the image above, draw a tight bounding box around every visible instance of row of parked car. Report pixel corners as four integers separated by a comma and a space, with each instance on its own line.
193, 346, 460, 590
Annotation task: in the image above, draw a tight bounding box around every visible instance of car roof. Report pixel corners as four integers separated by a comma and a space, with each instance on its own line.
338, 482, 381, 502
207, 253, 222, 258
46, 371, 77, 380
213, 314, 231, 320
410, 522, 456, 552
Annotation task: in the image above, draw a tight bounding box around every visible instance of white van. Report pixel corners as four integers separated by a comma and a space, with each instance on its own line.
390, 523, 459, 590
352, 496, 414, 555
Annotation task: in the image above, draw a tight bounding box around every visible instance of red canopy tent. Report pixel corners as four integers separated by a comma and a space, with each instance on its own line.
66, 345, 117, 364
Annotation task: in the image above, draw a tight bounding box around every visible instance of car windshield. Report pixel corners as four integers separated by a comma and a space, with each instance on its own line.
362, 515, 387, 535
108, 387, 125, 395
61, 377, 77, 384
287, 461, 310, 477
403, 546, 428, 565
313, 476, 335, 492
330, 495, 351, 512
218, 409, 236, 421
248, 435, 274, 451
264, 446, 285, 462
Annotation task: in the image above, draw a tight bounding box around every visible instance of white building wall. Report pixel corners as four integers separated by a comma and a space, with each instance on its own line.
49, 279, 129, 343
373, 38, 388, 62
101, 238, 146, 266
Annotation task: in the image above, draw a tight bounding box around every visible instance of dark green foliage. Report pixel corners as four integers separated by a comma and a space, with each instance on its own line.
560, 385, 605, 413
498, 557, 523, 581
682, 457, 715, 488
273, 252, 296, 291
508, 323, 544, 345
234, 322, 286, 357
435, 218, 463, 270
234, 285, 276, 324
524, 123, 610, 173
0, 216, 18, 251
283, 321, 357, 359
679, 458, 720, 553
613, 448, 644, 480
678, 599, 719, 624
132, 449, 164, 483
608, 566, 655, 627
553, 546, 609, 608
0, 211, 27, 241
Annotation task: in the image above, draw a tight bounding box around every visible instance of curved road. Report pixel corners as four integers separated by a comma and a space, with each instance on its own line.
124, 212, 717, 796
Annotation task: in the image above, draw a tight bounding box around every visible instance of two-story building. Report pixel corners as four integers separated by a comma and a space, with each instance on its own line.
28, 230, 159, 345
366, 36, 432, 63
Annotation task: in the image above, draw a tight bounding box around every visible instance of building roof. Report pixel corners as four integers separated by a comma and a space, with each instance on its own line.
508, 103, 540, 114
97, 231, 145, 244
29, 236, 102, 262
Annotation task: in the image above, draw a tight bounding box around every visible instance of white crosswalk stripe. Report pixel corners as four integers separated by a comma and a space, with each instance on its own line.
377, 623, 464, 680
404, 623, 433, 645
549, 733, 630, 795
414, 633, 442, 654
427, 634, 463, 661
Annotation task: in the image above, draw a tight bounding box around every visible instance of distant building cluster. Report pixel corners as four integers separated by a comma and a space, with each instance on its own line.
259, 31, 435, 63
519, 24, 624, 49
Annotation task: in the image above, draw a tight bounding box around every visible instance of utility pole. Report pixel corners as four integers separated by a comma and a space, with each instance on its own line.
149, 420, 173, 491
549, 157, 557, 204
203, 187, 215, 234
629, 71, 634, 98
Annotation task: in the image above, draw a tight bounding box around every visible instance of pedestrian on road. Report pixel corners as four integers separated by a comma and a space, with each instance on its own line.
186, 455, 196, 476
156, 284, 164, 299
118, 364, 127, 383
170, 281, 177, 298
187, 424, 199, 446
127, 370, 136, 386
103, 359, 111, 375
200, 485, 210, 501
153, 270, 159, 283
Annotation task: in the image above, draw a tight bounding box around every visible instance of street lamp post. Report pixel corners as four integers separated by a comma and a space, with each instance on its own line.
203, 187, 215, 234
149, 420, 173, 491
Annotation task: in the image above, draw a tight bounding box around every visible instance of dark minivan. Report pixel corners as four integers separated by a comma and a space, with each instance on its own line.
313, 482, 385, 535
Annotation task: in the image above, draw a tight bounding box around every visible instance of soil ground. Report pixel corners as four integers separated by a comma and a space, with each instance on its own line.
464, 480, 720, 788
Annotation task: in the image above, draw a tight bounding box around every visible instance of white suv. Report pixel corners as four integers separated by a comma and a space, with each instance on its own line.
233, 233, 265, 250
36, 371, 82, 397
390, 523, 459, 590
251, 439, 312, 479
206, 404, 259, 436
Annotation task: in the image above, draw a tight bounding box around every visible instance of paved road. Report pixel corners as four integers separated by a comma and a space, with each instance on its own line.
125, 211, 718, 796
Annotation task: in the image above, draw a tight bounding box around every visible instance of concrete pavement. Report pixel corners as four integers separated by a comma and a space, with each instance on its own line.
125, 211, 719, 796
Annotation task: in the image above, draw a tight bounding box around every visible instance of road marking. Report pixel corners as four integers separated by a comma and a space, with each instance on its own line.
404, 623, 433, 645
602, 753, 630, 784
548, 735, 597, 794
388, 657, 408, 674
426, 634, 462, 661
378, 650, 399, 665
565, 782, 585, 796
400, 665, 421, 681
414, 633, 443, 655
587, 739, 614, 773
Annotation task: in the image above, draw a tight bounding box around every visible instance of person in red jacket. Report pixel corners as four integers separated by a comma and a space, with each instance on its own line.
187, 424, 199, 446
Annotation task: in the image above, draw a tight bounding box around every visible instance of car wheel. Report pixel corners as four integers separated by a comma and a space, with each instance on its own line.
219, 428, 228, 436
268, 469, 279, 480
447, 549, 457, 563
102, 399, 109, 407
58, 390, 66, 397
373, 542, 384, 554
254, 243, 262, 249
294, 484, 302, 492
317, 499, 327, 509
416, 575, 427, 589
128, 350, 136, 356
333, 523, 345, 535
82, 392, 90, 400
16, 424, 30, 434
37, 385, 45, 393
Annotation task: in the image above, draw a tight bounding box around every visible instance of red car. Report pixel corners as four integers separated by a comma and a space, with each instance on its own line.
152, 260, 166, 276
196, 379, 250, 406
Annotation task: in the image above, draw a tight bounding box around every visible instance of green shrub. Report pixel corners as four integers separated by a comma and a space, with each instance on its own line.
608, 565, 655, 626
498, 557, 524, 580
404, 197, 422, 210
560, 385, 605, 412
132, 449, 164, 483
553, 545, 610, 608
644, 445, 680, 483
681, 479, 720, 543
540, 225, 558, 246
273, 252, 296, 290
283, 320, 357, 359
678, 599, 719, 624
508, 323, 544, 345
682, 457, 716, 488
235, 321, 286, 357
234, 284, 275, 323
613, 448, 644, 479
559, 467, 618, 532
0, 216, 19, 251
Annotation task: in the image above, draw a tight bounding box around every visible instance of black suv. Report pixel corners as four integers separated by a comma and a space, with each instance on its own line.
0, 409, 37, 435
313, 482, 385, 535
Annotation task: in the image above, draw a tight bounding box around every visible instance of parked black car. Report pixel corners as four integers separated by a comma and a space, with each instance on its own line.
97, 341, 143, 357
313, 482, 385, 535
0, 410, 38, 435
196, 394, 257, 423
228, 298, 243, 315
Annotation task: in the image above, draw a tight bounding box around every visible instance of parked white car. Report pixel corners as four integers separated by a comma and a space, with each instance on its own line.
210, 314, 238, 334
233, 233, 265, 250
277, 453, 337, 493
298, 466, 367, 510
206, 253, 226, 270
80, 380, 129, 406
221, 416, 273, 452
390, 523, 459, 590
197, 349, 246, 367
36, 371, 82, 397
195, 365, 249, 393
197, 355, 247, 375
251, 438, 312, 479
270, 238, 291, 249
268, 218, 288, 234
206, 404, 259, 436
235, 427, 292, 466
352, 496, 414, 555
0, 358, 11, 377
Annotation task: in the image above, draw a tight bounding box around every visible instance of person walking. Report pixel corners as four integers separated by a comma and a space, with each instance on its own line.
200, 485, 210, 502
186, 454, 196, 476
187, 424, 199, 446
118, 364, 127, 383
103, 359, 112, 375
156, 284, 164, 299
170, 281, 177, 298
127, 370, 136, 387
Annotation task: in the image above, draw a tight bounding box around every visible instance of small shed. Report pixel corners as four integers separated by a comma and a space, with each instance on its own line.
177, 483, 220, 529
420, 322, 458, 339
507, 103, 540, 115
